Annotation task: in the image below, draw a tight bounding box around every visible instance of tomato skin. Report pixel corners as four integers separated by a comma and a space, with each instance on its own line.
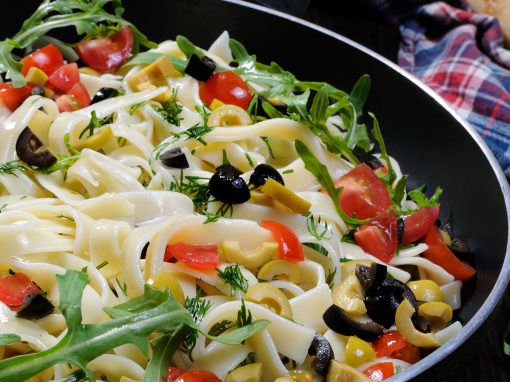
362, 362, 395, 382
401, 206, 440, 244
0, 273, 40, 309
164, 243, 219, 269
372, 330, 420, 364
166, 368, 221, 382
335, 164, 391, 220
355, 209, 397, 263
260, 220, 304, 262
0, 83, 32, 111
76, 26, 133, 71
423, 227, 476, 281
199, 71, 252, 109
67, 82, 91, 108
48, 63, 80, 91
21, 44, 65, 76
391, 343, 421, 364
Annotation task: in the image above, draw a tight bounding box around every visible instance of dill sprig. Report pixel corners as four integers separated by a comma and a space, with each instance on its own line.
208, 319, 235, 337
79, 111, 113, 139
0, 161, 29, 177
236, 299, 253, 328
306, 214, 331, 241
153, 91, 183, 126
181, 291, 212, 360
169, 171, 211, 213
217, 264, 249, 296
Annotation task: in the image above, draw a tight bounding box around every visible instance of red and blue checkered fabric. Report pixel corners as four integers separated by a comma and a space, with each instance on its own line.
369, 0, 510, 177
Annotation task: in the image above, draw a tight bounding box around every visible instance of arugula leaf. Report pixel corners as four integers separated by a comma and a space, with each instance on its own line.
0, 334, 21, 346
124, 52, 186, 72
345, 123, 373, 152
176, 35, 203, 58
208, 320, 235, 337
144, 328, 187, 382
0, 0, 156, 87
295, 139, 368, 226
408, 185, 442, 207
391, 175, 408, 207
79, 111, 113, 139
348, 74, 371, 116
370, 112, 396, 185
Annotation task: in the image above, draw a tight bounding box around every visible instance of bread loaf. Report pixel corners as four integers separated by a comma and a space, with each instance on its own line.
468, 0, 510, 46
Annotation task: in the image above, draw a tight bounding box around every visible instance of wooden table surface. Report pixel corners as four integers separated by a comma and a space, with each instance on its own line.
297, 0, 510, 380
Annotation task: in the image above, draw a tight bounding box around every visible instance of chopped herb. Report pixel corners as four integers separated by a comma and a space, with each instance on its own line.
303, 242, 329, 257
56, 214, 75, 222
326, 268, 337, 289
129, 101, 146, 115
169, 171, 211, 212
115, 278, 128, 296
260, 137, 275, 159
236, 299, 253, 328
79, 111, 113, 139
208, 320, 235, 337
282, 169, 294, 174
178, 125, 213, 146
0, 161, 29, 177
0, 204, 7, 213
340, 228, 356, 244
306, 214, 330, 241
215, 202, 234, 218
239, 351, 257, 367
96, 260, 108, 270
217, 264, 249, 296
245, 153, 255, 168
201, 211, 222, 224
222, 149, 231, 165
369, 112, 396, 185
409, 184, 443, 207
181, 291, 213, 360
117, 137, 128, 147
153, 91, 183, 126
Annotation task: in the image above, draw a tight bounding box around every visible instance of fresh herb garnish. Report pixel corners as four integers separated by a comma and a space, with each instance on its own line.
169, 171, 211, 212
408, 184, 443, 207
245, 153, 255, 168
370, 112, 396, 185
306, 214, 330, 241
181, 291, 213, 360
0, 161, 29, 177
57, 214, 75, 222
153, 91, 183, 126
217, 264, 249, 296
0, 334, 21, 346
0, 204, 7, 213
129, 101, 146, 115
282, 169, 294, 174
326, 268, 337, 289
0, 0, 155, 88
79, 111, 113, 139
303, 242, 329, 257
260, 136, 275, 159
208, 320, 235, 337
236, 299, 253, 328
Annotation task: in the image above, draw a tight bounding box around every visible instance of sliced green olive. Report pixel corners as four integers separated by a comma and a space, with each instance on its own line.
208, 104, 252, 127
275, 371, 313, 382
341, 260, 371, 280
245, 282, 292, 319
222, 241, 277, 270
226, 363, 262, 382
332, 274, 366, 315
257, 259, 300, 283
326, 361, 370, 382
418, 301, 453, 329
407, 280, 443, 302
395, 298, 440, 348
150, 273, 185, 305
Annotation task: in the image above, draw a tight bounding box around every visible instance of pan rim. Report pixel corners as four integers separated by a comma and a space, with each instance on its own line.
219, 0, 510, 379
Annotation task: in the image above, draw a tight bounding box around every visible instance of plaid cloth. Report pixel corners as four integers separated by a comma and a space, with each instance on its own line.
368, 0, 510, 177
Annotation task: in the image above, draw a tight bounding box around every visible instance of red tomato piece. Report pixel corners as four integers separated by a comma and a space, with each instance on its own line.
335, 164, 391, 220
362, 362, 395, 382
48, 63, 80, 91
165, 243, 219, 269
0, 273, 40, 309
423, 227, 476, 282
21, 44, 65, 76
401, 206, 440, 244
76, 26, 133, 71
199, 71, 253, 109
391, 343, 421, 364
67, 82, 91, 108
355, 209, 397, 263
55, 95, 75, 112
0, 82, 32, 111
166, 368, 221, 382
372, 330, 407, 358
260, 220, 304, 262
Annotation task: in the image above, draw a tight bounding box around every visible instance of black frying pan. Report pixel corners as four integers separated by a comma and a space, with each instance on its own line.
4, 0, 510, 381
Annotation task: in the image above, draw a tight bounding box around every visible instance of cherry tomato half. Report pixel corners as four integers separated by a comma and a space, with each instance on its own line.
76, 26, 133, 71
21, 44, 65, 76
260, 219, 304, 262
401, 206, 440, 245
372, 330, 420, 364
166, 367, 221, 382
48, 63, 80, 91
164, 243, 220, 269
335, 164, 391, 220
362, 362, 395, 382
0, 273, 40, 309
199, 71, 252, 109
355, 209, 397, 263
0, 82, 32, 111
55, 82, 91, 112
423, 227, 476, 282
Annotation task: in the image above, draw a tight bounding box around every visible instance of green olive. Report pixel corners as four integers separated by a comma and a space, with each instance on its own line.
226, 363, 262, 382
245, 283, 292, 319
257, 259, 300, 283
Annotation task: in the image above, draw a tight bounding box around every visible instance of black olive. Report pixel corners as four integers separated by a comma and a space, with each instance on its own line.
249, 163, 284, 187
352, 147, 383, 170
31, 85, 45, 96
209, 164, 250, 204
412, 314, 432, 333
365, 278, 417, 328
91, 87, 120, 104
16, 127, 56, 167
160, 147, 189, 169
323, 304, 383, 342
448, 237, 470, 253
308, 333, 334, 376
397, 217, 405, 242
184, 54, 216, 81
355, 263, 387, 294
140, 241, 150, 260
16, 294, 54, 319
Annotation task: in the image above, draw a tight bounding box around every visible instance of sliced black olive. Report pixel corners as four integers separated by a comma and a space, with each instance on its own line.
355, 263, 387, 294
323, 304, 383, 342
31, 85, 45, 96
308, 333, 334, 376
397, 217, 405, 242
16, 127, 56, 167
412, 314, 432, 333
160, 147, 189, 169
91, 87, 120, 104
17, 294, 54, 319
184, 54, 216, 81
249, 163, 284, 187
365, 278, 417, 328
140, 241, 150, 260
352, 147, 383, 170
448, 237, 470, 253
209, 164, 250, 204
